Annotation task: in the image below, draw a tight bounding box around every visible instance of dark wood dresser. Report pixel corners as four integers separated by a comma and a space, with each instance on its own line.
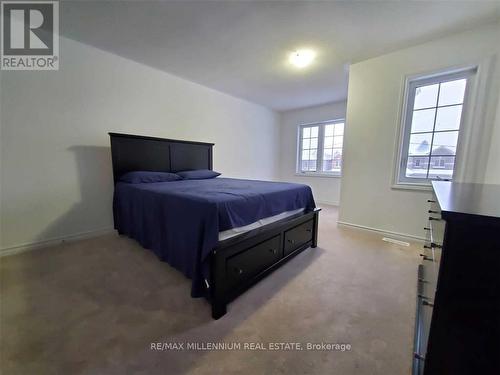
413, 181, 500, 375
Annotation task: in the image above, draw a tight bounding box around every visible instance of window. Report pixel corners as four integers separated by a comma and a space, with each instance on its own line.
396, 67, 476, 185
297, 120, 344, 176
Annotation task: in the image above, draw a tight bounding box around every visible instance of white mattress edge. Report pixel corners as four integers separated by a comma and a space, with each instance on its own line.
218, 208, 305, 241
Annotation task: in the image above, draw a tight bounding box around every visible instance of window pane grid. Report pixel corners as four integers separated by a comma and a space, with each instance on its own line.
322, 122, 344, 172
412, 102, 463, 112
424, 83, 441, 179
409, 128, 461, 136
300, 126, 319, 172
406, 76, 466, 181
298, 122, 344, 174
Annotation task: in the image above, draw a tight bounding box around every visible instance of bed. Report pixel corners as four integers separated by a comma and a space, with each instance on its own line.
109, 132, 321, 319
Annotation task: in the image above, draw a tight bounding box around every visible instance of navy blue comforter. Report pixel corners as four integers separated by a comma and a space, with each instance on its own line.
113, 177, 315, 296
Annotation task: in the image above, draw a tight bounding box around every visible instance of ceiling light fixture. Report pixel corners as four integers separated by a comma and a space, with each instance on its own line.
289, 49, 316, 68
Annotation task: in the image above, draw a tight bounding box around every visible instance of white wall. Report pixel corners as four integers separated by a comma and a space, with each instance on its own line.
0, 36, 280, 252
484, 95, 500, 184
339, 22, 500, 239
278, 101, 347, 205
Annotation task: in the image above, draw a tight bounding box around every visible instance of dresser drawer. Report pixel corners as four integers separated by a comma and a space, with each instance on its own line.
421, 238, 442, 290
284, 220, 314, 256
428, 194, 441, 215
422, 242, 442, 265
420, 258, 438, 299
226, 235, 281, 289
429, 218, 445, 247
413, 265, 434, 375
413, 295, 433, 373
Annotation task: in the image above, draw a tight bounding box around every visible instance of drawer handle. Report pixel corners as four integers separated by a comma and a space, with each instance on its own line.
269, 248, 277, 254
306, 229, 312, 233
427, 199, 436, 203
428, 217, 441, 221
287, 239, 296, 244
428, 210, 440, 214
419, 254, 433, 261
414, 352, 425, 361
418, 294, 432, 301
234, 267, 244, 275
424, 227, 430, 231
422, 300, 434, 307
425, 243, 442, 249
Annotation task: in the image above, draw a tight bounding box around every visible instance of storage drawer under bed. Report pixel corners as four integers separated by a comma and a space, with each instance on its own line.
225, 235, 281, 289
284, 220, 314, 256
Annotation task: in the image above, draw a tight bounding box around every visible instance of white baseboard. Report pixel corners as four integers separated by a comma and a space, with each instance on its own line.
337, 220, 425, 243
0, 227, 115, 257
316, 200, 339, 207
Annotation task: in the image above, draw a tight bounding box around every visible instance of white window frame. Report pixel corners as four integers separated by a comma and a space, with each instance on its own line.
296, 119, 345, 178
394, 66, 478, 189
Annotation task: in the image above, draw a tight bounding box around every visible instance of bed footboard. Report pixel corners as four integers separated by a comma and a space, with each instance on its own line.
210, 208, 320, 319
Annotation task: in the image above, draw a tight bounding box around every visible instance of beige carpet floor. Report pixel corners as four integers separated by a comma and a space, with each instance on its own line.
0, 205, 420, 375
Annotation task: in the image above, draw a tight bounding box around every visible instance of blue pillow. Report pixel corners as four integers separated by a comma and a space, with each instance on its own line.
119, 171, 182, 184
177, 169, 221, 180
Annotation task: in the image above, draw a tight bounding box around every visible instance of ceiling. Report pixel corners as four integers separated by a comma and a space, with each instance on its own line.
60, 1, 500, 111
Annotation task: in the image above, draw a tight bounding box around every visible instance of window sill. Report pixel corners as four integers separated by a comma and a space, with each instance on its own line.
391, 183, 433, 192
295, 172, 341, 178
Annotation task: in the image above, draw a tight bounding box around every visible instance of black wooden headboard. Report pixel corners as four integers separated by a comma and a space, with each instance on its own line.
109, 132, 214, 184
